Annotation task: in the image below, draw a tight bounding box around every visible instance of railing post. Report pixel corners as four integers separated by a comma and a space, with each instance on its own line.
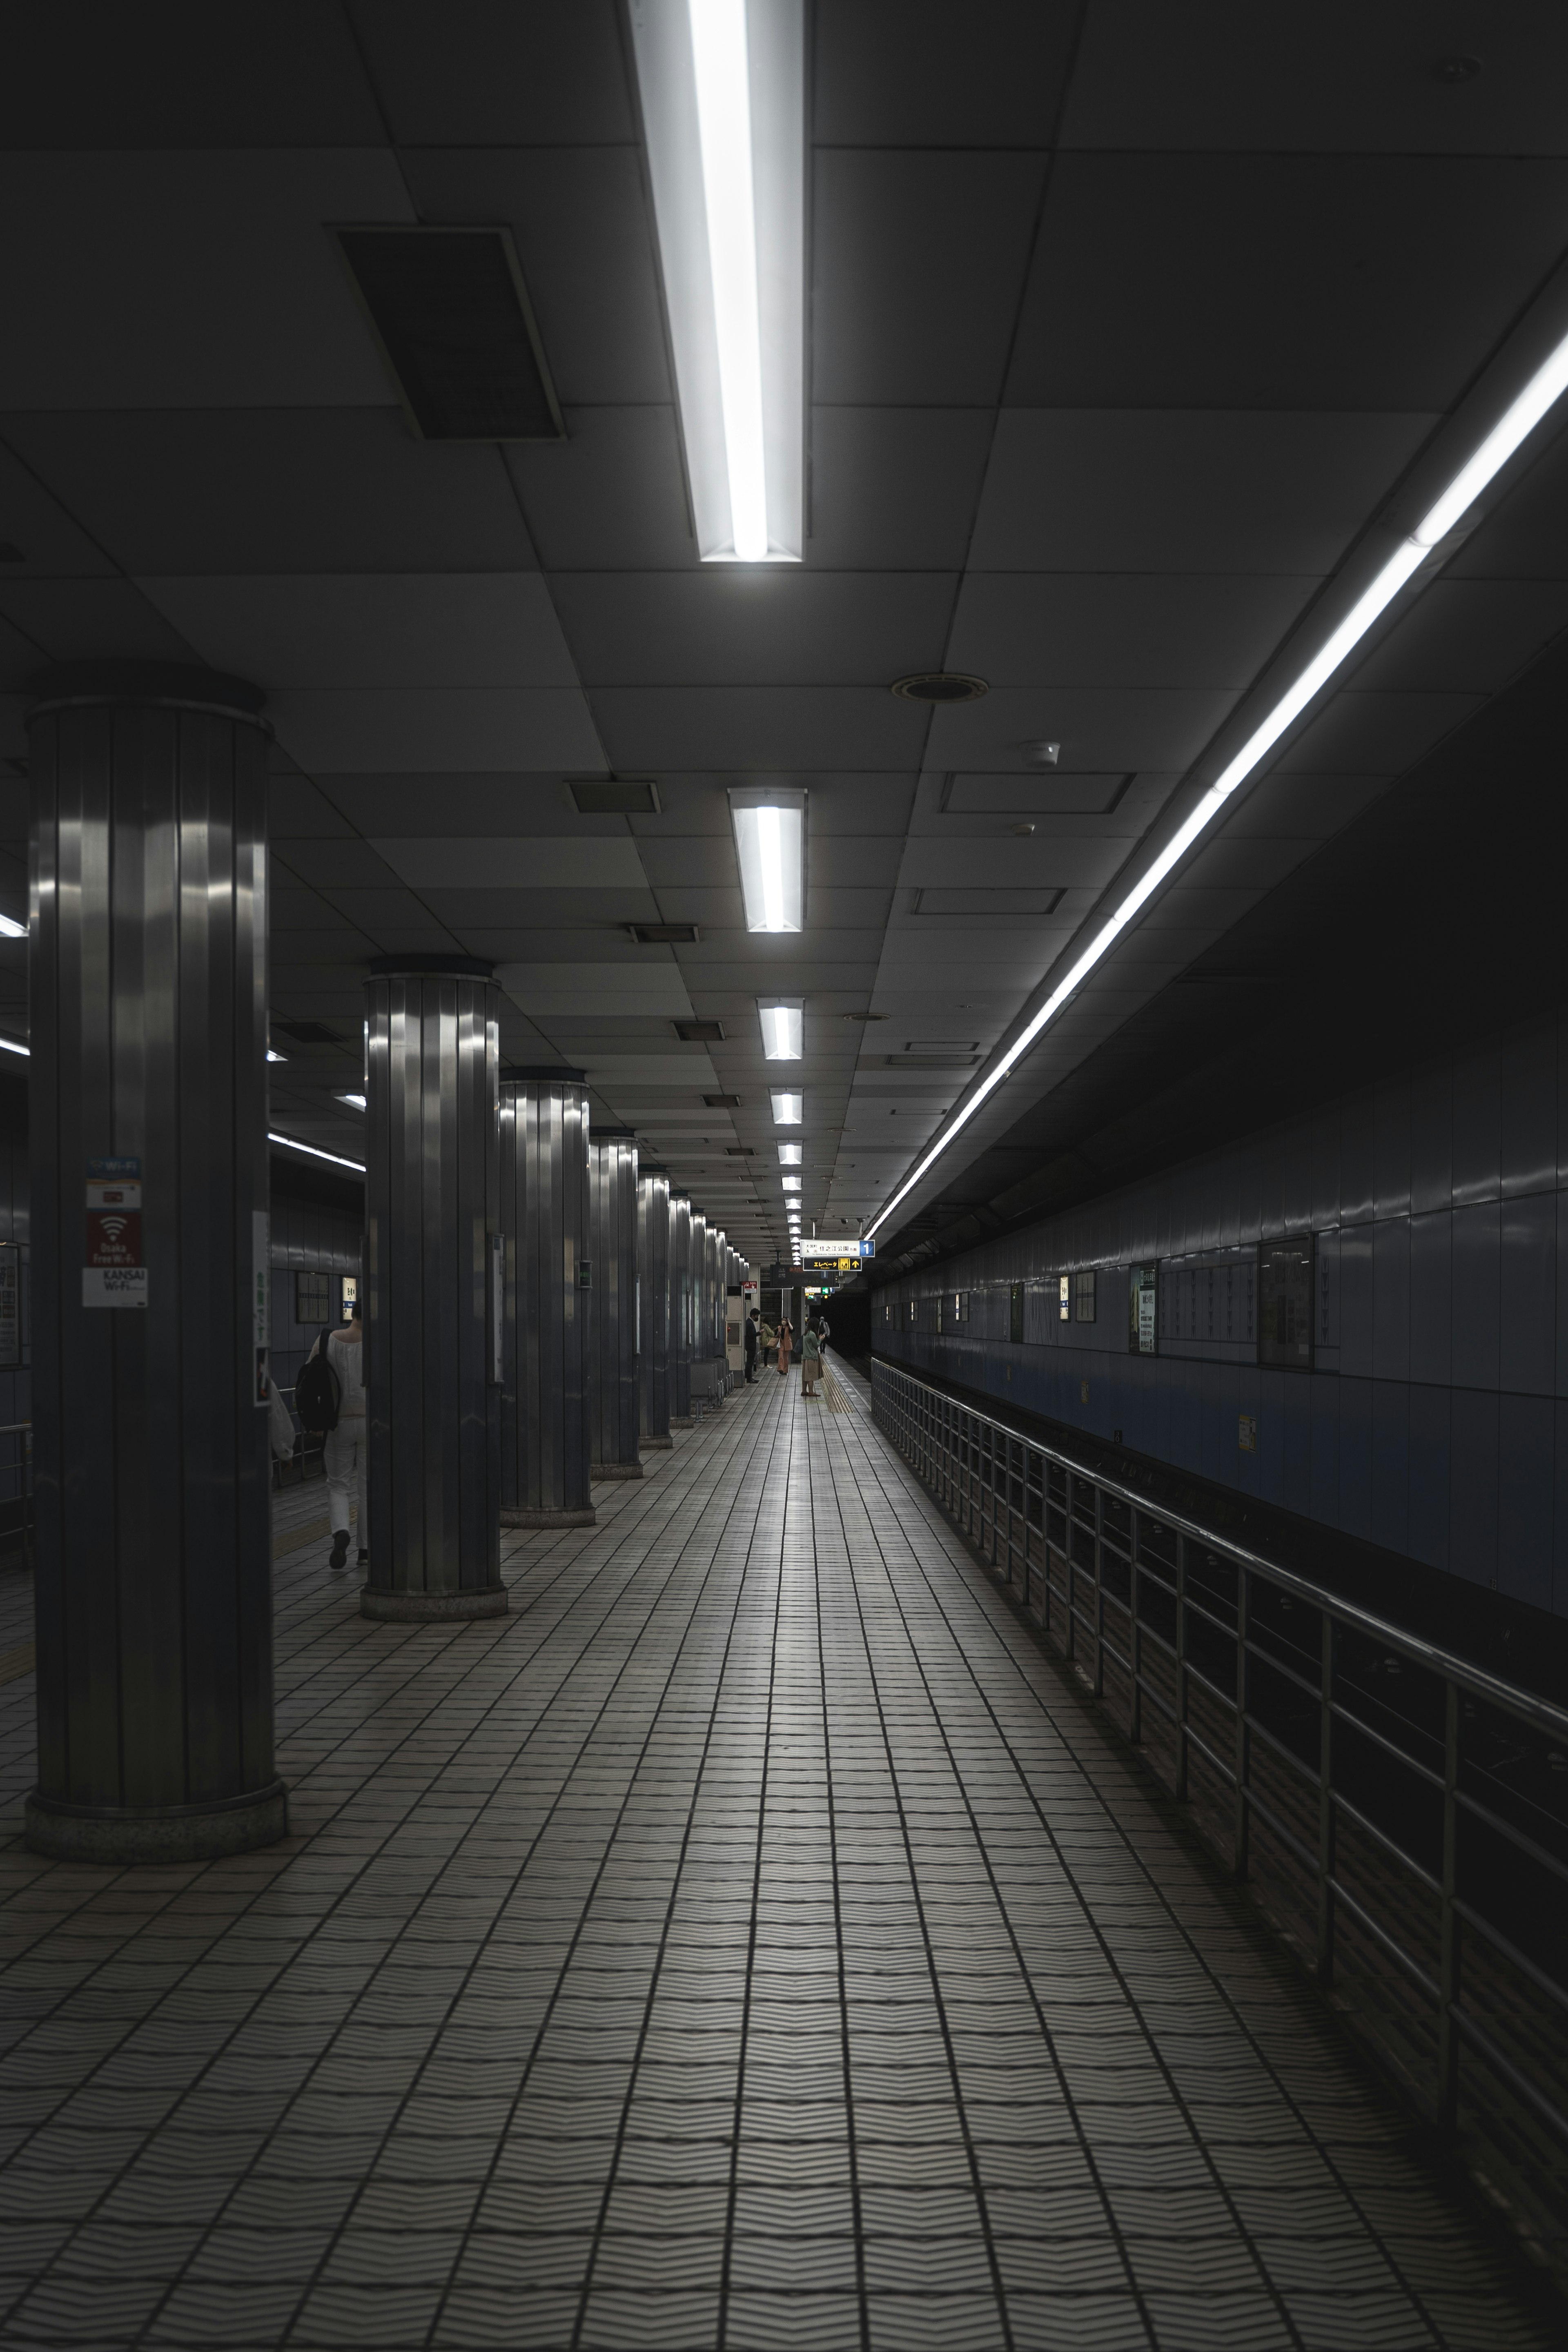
1004, 1437, 1015, 1588
1233, 1565, 1250, 1879
1438, 1677, 1461, 2127
1064, 1470, 1076, 1662
1175, 1532, 1188, 1801
1128, 1507, 1142, 1744
1092, 1483, 1105, 1698
1316, 1611, 1335, 1984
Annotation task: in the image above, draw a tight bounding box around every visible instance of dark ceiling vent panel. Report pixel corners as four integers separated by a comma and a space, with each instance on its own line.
630, 922, 699, 945
336, 226, 564, 443
572, 777, 661, 814
704, 1092, 740, 1107
676, 1020, 725, 1043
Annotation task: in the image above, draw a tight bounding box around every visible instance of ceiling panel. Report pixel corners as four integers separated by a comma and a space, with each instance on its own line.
812, 151, 1047, 405
590, 687, 930, 771
0, 408, 538, 575
371, 838, 647, 889
898, 837, 1130, 890
947, 572, 1315, 689
804, 408, 995, 571
1062, 4, 1568, 156
924, 686, 1239, 772
1008, 154, 1568, 410
271, 690, 605, 773
139, 574, 582, 691
0, 151, 412, 410
968, 409, 1436, 574
499, 964, 693, 1020
549, 572, 957, 687
357, 1, 634, 146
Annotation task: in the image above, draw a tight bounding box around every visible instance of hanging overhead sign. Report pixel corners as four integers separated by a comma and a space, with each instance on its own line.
798, 1239, 874, 1261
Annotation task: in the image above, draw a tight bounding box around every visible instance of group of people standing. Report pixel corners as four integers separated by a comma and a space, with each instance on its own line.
744, 1303, 831, 1396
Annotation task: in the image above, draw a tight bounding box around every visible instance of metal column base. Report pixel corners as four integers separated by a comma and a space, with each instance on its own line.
24, 1779, 289, 1866
669, 1416, 693, 1429
359, 1586, 509, 1622
642, 1433, 675, 1449
592, 1461, 645, 1481
501, 1505, 597, 1529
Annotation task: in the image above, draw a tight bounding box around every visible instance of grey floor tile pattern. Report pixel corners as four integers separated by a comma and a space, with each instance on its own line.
0, 1368, 1551, 2350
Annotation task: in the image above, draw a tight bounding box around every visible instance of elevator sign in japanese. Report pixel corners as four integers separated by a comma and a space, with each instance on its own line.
83, 1156, 147, 1308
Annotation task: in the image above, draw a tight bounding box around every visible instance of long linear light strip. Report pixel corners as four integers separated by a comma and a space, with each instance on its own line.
689, 0, 768, 561
268, 1131, 366, 1174
867, 331, 1568, 1240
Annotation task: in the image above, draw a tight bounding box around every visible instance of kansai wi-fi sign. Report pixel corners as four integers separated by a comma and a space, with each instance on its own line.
84, 1156, 147, 1308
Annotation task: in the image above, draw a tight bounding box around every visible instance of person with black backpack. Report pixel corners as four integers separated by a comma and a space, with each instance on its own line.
297, 1300, 366, 1569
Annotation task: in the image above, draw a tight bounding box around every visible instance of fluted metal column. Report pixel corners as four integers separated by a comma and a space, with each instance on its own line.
588, 1127, 641, 1479
638, 1167, 672, 1448
690, 1209, 710, 1408
500, 1069, 594, 1527
25, 662, 285, 1863
363, 957, 503, 1621
669, 1192, 693, 1425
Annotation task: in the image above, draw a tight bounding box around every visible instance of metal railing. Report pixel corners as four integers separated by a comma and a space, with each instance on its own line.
0, 1419, 31, 1569
872, 1356, 1568, 2277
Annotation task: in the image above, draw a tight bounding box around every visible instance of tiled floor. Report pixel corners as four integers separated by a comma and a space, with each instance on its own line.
0, 1368, 1551, 2350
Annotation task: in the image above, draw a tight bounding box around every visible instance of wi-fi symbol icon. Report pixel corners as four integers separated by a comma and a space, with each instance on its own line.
99, 1215, 127, 1244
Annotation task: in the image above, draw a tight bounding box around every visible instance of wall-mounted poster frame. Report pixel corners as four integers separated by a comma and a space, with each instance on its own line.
1258, 1236, 1314, 1370
1128, 1264, 1157, 1355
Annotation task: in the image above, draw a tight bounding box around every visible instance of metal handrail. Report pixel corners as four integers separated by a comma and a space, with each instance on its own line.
871, 1355, 1568, 2232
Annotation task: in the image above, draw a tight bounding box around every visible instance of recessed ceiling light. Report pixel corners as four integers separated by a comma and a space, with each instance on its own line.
890, 673, 988, 704
630, 0, 804, 563
782, 1176, 802, 1192
336, 1093, 367, 1111
777, 1143, 802, 1165
770, 1090, 802, 1125
759, 1000, 802, 1060
730, 787, 805, 932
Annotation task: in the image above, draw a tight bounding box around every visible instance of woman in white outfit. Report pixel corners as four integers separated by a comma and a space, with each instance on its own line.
312, 1303, 366, 1569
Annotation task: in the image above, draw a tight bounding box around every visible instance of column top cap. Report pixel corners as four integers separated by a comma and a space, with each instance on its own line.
27, 660, 266, 719
594, 1126, 638, 1143
368, 954, 494, 980
502, 1064, 587, 1085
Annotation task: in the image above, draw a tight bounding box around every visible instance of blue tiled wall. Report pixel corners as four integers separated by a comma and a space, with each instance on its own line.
874, 1013, 1568, 1617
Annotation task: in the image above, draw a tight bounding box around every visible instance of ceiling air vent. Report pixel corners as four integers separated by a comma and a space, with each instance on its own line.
336, 226, 564, 442
726, 1146, 756, 1156
272, 1019, 342, 1046
890, 672, 988, 704
630, 922, 699, 945
572, 776, 662, 814
704, 1093, 741, 1108
676, 1020, 725, 1043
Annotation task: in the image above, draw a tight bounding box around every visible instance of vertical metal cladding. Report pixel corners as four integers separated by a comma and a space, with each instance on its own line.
638, 1168, 672, 1446
24, 663, 286, 1864
362, 958, 503, 1620
500, 1070, 594, 1526
588, 1128, 641, 1477
690, 1209, 709, 1403
669, 1192, 693, 1423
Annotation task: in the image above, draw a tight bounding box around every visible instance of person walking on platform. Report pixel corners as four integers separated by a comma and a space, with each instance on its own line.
801, 1318, 822, 1397
744, 1308, 760, 1382
776, 1314, 793, 1378
759, 1313, 776, 1368
304, 1301, 366, 1569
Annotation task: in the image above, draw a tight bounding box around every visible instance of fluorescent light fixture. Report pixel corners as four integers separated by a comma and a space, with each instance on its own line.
0, 1034, 28, 1056
782, 1175, 801, 1192
336, 1092, 367, 1111
0, 914, 25, 940
629, 0, 803, 563
759, 1000, 802, 1060
771, 1089, 802, 1124
730, 787, 805, 931
867, 322, 1568, 1242
268, 1131, 365, 1174
266, 1048, 287, 1063
777, 1143, 802, 1165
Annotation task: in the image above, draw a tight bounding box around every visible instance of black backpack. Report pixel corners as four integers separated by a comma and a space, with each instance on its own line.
294, 1342, 341, 1434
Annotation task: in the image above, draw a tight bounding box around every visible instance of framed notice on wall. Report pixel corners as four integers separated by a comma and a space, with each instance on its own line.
1258, 1238, 1314, 1370
1128, 1265, 1157, 1355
